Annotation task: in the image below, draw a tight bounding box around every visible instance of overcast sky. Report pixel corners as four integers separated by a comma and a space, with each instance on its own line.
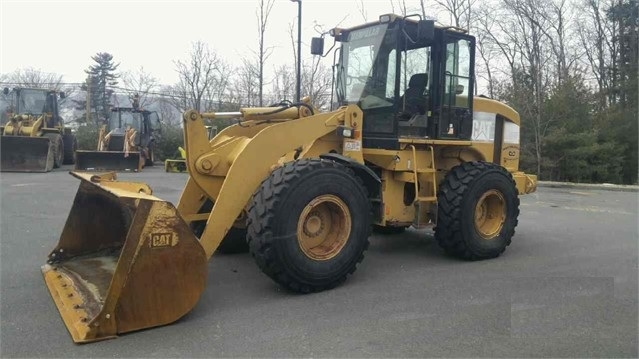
0, 0, 419, 86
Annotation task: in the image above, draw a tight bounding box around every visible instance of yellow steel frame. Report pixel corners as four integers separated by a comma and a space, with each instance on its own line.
177, 106, 362, 258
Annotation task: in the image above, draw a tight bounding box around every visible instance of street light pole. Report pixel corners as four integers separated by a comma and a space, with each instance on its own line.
291, 0, 302, 103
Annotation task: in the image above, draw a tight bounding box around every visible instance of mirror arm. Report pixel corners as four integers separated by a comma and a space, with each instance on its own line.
401, 14, 422, 44
321, 38, 338, 58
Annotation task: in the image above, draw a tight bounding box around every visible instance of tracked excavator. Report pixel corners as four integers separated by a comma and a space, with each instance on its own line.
42, 14, 537, 343
0, 87, 76, 172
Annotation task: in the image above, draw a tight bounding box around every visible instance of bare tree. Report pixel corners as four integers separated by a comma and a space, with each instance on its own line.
203, 59, 232, 111
503, 0, 555, 176
356, 0, 368, 21
389, 0, 409, 15
172, 41, 224, 112
432, 0, 477, 29
271, 64, 296, 104
473, 10, 499, 97
256, 0, 275, 106
577, 0, 616, 107
0, 68, 64, 90
0, 68, 76, 110
231, 58, 259, 107
302, 58, 333, 110
120, 66, 159, 109
156, 92, 181, 127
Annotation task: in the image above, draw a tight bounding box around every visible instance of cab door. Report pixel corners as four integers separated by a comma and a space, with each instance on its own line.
436, 34, 474, 139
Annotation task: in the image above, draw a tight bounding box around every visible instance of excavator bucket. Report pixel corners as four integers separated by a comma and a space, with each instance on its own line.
41, 172, 207, 343
0, 135, 54, 172
74, 150, 141, 172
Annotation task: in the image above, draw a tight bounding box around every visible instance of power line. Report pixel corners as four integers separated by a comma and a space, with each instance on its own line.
0, 81, 332, 107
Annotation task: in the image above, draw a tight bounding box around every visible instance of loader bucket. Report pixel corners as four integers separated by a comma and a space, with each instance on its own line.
41, 172, 207, 343
75, 150, 141, 172
164, 159, 187, 173
0, 135, 53, 172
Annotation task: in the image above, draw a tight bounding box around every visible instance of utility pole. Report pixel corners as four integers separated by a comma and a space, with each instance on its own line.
290, 0, 302, 103
85, 77, 91, 124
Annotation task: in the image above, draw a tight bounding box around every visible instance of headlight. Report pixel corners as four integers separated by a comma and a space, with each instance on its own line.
336, 126, 354, 138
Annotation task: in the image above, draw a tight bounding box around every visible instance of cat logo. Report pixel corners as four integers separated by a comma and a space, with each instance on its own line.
503, 145, 520, 160
149, 233, 179, 248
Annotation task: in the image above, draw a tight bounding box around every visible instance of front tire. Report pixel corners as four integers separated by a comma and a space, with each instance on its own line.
62, 133, 77, 165
247, 159, 371, 293
435, 161, 520, 260
191, 199, 249, 254
144, 144, 154, 167
44, 133, 64, 168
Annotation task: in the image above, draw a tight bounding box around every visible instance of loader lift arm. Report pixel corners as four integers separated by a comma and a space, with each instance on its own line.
178, 106, 359, 258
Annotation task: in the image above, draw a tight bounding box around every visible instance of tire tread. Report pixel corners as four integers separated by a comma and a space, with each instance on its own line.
435, 161, 520, 260
247, 158, 371, 293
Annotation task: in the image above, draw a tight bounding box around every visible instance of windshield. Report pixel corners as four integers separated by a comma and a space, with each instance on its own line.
109, 111, 141, 130
17, 89, 49, 114
336, 23, 394, 108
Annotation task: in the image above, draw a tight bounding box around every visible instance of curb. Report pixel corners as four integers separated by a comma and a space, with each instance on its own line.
538, 181, 639, 192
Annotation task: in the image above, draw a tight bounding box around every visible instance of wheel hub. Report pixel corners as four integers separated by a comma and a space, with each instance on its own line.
297, 195, 351, 260
302, 211, 325, 238
474, 189, 506, 240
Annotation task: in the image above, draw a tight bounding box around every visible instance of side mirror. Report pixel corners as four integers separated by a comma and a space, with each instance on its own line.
455, 84, 465, 95
3, 87, 8, 95
59, 91, 66, 99
417, 20, 435, 42
311, 37, 324, 55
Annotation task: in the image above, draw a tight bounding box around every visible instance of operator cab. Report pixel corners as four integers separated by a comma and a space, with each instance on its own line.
108, 107, 161, 147
0, 87, 64, 128
313, 14, 475, 149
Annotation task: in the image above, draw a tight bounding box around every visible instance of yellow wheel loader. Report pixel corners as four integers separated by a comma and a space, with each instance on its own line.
42, 14, 537, 343
0, 87, 77, 172
75, 107, 161, 171
165, 125, 217, 173
164, 146, 188, 172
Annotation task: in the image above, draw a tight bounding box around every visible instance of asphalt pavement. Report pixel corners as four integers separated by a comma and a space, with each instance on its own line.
1, 166, 637, 358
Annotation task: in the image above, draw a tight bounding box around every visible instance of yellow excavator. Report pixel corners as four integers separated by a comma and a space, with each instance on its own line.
42, 14, 537, 343
0, 87, 76, 172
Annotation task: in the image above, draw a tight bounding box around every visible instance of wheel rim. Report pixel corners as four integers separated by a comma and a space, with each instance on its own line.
474, 189, 506, 239
297, 194, 351, 260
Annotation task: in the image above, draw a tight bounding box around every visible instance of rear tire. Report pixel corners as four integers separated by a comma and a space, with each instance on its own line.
44, 133, 64, 168
216, 227, 249, 254
435, 161, 520, 260
247, 159, 371, 293
191, 199, 249, 254
62, 133, 77, 165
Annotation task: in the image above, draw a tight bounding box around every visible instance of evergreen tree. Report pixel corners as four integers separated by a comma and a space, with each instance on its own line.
84, 52, 119, 124
606, 0, 638, 184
